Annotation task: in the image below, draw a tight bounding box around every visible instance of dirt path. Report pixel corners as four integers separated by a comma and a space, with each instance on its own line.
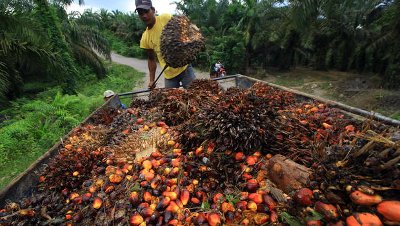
111, 52, 210, 89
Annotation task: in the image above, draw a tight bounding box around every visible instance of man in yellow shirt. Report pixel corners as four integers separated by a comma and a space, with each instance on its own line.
136, 0, 196, 89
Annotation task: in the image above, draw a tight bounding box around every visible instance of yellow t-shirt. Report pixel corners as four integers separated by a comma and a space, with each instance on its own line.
140, 14, 188, 79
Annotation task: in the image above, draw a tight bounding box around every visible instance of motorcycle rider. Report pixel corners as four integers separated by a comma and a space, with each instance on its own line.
214, 60, 223, 74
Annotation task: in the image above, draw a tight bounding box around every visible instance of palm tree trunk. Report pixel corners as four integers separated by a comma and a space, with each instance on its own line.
33, 0, 77, 94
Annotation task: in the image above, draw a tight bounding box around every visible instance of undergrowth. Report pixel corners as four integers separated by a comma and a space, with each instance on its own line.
0, 63, 143, 189
102, 30, 146, 59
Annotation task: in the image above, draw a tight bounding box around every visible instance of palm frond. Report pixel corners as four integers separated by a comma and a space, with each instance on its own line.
70, 42, 106, 77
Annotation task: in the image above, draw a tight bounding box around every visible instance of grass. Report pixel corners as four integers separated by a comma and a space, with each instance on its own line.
0, 62, 144, 189
265, 67, 400, 119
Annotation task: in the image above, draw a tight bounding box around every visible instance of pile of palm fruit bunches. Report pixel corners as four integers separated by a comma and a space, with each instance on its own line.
0, 80, 399, 225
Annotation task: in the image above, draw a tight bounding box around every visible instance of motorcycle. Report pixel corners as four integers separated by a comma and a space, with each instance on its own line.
210, 66, 227, 78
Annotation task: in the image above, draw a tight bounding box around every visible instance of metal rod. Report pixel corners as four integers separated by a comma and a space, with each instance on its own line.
118, 65, 169, 96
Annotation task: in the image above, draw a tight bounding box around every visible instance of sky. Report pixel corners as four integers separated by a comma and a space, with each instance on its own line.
66, 0, 178, 14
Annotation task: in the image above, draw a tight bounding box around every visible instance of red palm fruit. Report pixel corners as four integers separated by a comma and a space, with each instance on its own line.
82, 192, 92, 202
249, 193, 263, 204
315, 201, 338, 219
246, 179, 259, 192
166, 201, 180, 213
163, 191, 178, 201
129, 213, 144, 226
172, 148, 182, 155
142, 160, 152, 170
160, 127, 167, 135
151, 159, 160, 168
93, 197, 103, 209
270, 210, 278, 223
246, 156, 257, 165
196, 191, 206, 201
143, 191, 152, 202
377, 200, 400, 222
307, 220, 323, 226
138, 203, 150, 213
156, 121, 167, 127
156, 197, 171, 211
175, 199, 184, 209
213, 193, 225, 204
242, 173, 253, 180
207, 143, 214, 154
73, 196, 83, 204
145, 172, 156, 182
151, 151, 163, 159
240, 192, 249, 200
236, 201, 248, 211
294, 188, 314, 206
140, 180, 149, 188
254, 213, 269, 225
208, 212, 222, 226
171, 158, 180, 167
235, 152, 245, 161
186, 184, 194, 193
140, 207, 154, 218
167, 140, 176, 146
129, 192, 141, 206
105, 185, 115, 193
247, 201, 258, 211
263, 194, 277, 210
176, 212, 185, 222
39, 175, 46, 183
151, 177, 161, 189
195, 213, 208, 224
180, 189, 190, 205
346, 213, 383, 226
65, 214, 72, 220
61, 188, 69, 196
166, 178, 177, 186
109, 174, 124, 184
349, 191, 382, 206
168, 219, 179, 226
149, 203, 157, 210
191, 197, 201, 205
221, 202, 235, 213
199, 165, 207, 172
136, 118, 144, 124
69, 192, 79, 200
18, 209, 35, 217
242, 218, 250, 225
65, 144, 73, 150
195, 146, 203, 156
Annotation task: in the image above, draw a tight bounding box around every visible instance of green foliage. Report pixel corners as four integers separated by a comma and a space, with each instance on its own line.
280, 212, 303, 226
102, 30, 146, 58
201, 201, 211, 210
0, 62, 143, 189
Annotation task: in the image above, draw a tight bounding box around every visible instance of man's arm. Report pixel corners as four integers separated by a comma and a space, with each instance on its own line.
147, 49, 157, 89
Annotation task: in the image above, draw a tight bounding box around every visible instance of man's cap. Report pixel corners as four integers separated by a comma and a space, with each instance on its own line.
103, 90, 115, 98
135, 0, 152, 10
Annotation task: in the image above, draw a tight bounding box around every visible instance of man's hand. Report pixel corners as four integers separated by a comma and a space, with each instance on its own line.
148, 81, 156, 90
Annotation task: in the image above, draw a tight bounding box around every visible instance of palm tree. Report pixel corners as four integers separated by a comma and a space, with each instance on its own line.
0, 0, 64, 100
64, 10, 111, 77
33, 0, 79, 93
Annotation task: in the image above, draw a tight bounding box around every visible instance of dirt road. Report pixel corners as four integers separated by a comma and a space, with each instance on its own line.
111, 52, 210, 89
